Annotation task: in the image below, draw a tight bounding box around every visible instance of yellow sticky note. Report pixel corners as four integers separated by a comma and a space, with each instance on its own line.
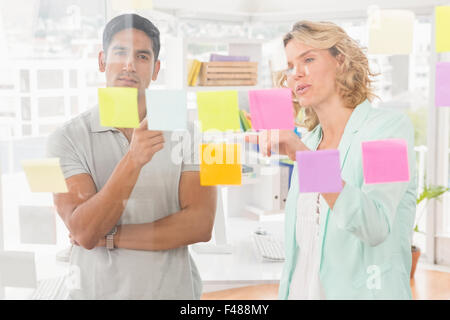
21, 158, 68, 193
196, 90, 241, 132
112, 0, 153, 10
436, 6, 450, 53
200, 144, 242, 186
368, 10, 415, 55
98, 87, 139, 128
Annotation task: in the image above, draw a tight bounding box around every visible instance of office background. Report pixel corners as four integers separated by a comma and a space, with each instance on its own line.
0, 0, 449, 299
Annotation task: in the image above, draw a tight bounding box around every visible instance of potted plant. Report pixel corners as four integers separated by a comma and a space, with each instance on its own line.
411, 184, 449, 278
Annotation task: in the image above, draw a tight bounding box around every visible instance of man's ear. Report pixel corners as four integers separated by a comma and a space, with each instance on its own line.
152, 60, 161, 81
98, 51, 106, 72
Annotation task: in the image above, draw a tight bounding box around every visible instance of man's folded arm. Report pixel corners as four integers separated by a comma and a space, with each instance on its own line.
54, 153, 142, 250
111, 171, 217, 251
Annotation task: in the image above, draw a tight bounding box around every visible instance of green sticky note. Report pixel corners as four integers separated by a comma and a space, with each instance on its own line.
196, 90, 241, 132
436, 6, 450, 53
98, 87, 139, 128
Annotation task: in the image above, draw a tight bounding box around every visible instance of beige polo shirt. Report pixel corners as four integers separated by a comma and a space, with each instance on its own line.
47, 106, 202, 299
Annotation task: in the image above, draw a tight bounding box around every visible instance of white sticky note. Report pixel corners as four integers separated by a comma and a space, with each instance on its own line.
368, 9, 415, 55
265, 37, 288, 72
0, 251, 37, 288
19, 206, 57, 245
21, 158, 68, 193
146, 89, 187, 131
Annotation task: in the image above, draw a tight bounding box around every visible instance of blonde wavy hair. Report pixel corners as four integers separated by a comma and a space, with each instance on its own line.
277, 20, 378, 131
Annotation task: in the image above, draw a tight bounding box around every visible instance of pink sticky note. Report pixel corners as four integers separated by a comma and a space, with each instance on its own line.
296, 150, 343, 193
248, 88, 295, 130
362, 139, 410, 184
436, 62, 450, 107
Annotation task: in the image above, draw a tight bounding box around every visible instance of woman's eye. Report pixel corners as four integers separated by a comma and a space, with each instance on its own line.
284, 67, 295, 76
305, 57, 314, 63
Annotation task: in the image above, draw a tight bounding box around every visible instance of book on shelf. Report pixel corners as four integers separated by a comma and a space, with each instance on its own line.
186, 59, 194, 85
239, 109, 252, 131
187, 59, 202, 86
210, 53, 250, 62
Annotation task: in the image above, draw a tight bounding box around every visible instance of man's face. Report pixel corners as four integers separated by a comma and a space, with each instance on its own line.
99, 28, 160, 94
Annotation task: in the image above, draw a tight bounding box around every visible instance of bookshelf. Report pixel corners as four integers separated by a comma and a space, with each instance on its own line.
175, 37, 270, 92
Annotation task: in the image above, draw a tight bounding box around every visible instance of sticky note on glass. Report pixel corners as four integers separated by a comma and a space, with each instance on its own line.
436, 6, 450, 53
112, 0, 153, 10
436, 62, 450, 107
200, 143, 242, 186
98, 87, 139, 128
362, 139, 410, 184
296, 150, 342, 193
248, 88, 295, 130
196, 90, 241, 132
368, 10, 415, 55
146, 89, 187, 130
21, 158, 68, 193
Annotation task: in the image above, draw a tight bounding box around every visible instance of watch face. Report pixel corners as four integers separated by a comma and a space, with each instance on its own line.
106, 235, 114, 249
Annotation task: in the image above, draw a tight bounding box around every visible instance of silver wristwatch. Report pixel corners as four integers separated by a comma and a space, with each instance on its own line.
106, 226, 117, 250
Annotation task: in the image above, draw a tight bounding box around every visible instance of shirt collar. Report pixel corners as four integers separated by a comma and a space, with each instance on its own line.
89, 106, 120, 133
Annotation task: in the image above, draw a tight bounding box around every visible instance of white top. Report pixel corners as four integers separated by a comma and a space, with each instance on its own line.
288, 192, 326, 299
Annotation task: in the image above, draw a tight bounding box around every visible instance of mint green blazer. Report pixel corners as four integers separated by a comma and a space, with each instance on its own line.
279, 100, 417, 299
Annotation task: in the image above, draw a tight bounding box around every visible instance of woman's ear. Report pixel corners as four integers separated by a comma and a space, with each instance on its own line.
336, 53, 345, 67
98, 51, 106, 72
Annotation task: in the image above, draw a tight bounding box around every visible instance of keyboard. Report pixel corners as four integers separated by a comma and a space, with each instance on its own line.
252, 233, 285, 261
30, 276, 69, 300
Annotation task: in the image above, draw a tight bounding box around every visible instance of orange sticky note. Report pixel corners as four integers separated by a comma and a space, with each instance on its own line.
200, 143, 242, 186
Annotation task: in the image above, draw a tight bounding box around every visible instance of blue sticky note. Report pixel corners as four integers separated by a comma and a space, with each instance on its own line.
145, 89, 187, 131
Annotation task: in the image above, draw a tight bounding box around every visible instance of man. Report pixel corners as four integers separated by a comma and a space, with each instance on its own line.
47, 13, 217, 299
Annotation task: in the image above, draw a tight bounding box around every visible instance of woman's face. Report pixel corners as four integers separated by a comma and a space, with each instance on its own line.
284, 39, 340, 108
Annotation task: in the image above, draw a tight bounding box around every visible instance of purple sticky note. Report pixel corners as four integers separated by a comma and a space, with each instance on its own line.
362, 139, 410, 184
248, 88, 295, 130
436, 62, 450, 107
296, 150, 342, 193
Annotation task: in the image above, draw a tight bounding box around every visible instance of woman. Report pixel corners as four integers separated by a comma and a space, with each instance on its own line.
256, 21, 417, 299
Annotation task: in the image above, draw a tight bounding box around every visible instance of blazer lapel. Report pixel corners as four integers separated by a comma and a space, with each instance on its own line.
318, 99, 373, 269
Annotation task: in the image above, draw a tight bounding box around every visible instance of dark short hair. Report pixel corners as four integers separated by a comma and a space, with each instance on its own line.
102, 14, 160, 61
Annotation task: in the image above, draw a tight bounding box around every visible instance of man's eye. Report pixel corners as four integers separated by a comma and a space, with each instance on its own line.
138, 55, 149, 60
115, 51, 127, 56
305, 57, 314, 63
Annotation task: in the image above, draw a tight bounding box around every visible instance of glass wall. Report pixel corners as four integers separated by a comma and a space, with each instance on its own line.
0, 0, 448, 299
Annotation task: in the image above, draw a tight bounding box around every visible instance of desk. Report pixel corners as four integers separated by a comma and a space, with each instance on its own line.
2, 217, 285, 299
1, 248, 69, 299
190, 217, 285, 293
